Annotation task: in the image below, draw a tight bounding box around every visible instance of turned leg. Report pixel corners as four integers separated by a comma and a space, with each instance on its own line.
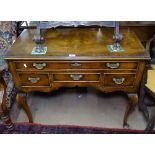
16, 92, 33, 123
123, 93, 138, 128
0, 79, 14, 130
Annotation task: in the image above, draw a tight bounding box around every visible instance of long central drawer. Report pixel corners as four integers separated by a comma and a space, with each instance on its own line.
14, 61, 138, 71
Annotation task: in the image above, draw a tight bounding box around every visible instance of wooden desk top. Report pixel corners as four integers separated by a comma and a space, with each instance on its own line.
5, 27, 150, 60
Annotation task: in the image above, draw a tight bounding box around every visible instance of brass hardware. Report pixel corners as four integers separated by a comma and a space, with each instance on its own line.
113, 77, 125, 85
71, 62, 81, 67
28, 77, 40, 83
70, 74, 83, 81
33, 63, 46, 70
106, 62, 120, 69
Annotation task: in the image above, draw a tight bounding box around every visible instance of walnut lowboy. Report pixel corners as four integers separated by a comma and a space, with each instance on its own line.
5, 28, 150, 128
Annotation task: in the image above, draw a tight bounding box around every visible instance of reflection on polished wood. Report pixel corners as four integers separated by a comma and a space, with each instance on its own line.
6, 28, 148, 59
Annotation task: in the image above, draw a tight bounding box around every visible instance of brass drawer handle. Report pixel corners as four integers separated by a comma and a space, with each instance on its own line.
33, 63, 46, 70
113, 77, 125, 85
71, 62, 81, 67
28, 77, 40, 83
70, 74, 83, 81
106, 62, 120, 69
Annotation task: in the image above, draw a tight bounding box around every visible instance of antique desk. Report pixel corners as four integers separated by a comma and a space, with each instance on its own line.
5, 27, 150, 127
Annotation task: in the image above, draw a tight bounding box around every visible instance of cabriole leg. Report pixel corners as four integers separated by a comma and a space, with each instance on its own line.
16, 92, 33, 123
123, 93, 138, 128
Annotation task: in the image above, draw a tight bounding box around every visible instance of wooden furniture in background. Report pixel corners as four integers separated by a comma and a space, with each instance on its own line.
139, 35, 155, 133
5, 27, 150, 127
143, 69, 155, 133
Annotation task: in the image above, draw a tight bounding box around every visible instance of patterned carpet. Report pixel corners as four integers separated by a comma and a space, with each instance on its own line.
0, 123, 154, 134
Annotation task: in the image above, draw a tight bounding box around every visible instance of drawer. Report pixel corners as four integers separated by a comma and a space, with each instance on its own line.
104, 73, 136, 87
18, 73, 50, 87
14, 61, 138, 70
53, 73, 100, 82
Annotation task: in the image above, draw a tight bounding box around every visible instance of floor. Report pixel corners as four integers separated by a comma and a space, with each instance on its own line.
8, 87, 152, 130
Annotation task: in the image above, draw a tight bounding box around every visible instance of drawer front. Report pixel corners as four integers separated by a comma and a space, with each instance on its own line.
18, 73, 50, 87
14, 61, 138, 70
53, 73, 100, 82
104, 73, 136, 87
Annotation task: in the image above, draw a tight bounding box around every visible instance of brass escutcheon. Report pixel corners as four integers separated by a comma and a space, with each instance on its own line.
71, 62, 81, 67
